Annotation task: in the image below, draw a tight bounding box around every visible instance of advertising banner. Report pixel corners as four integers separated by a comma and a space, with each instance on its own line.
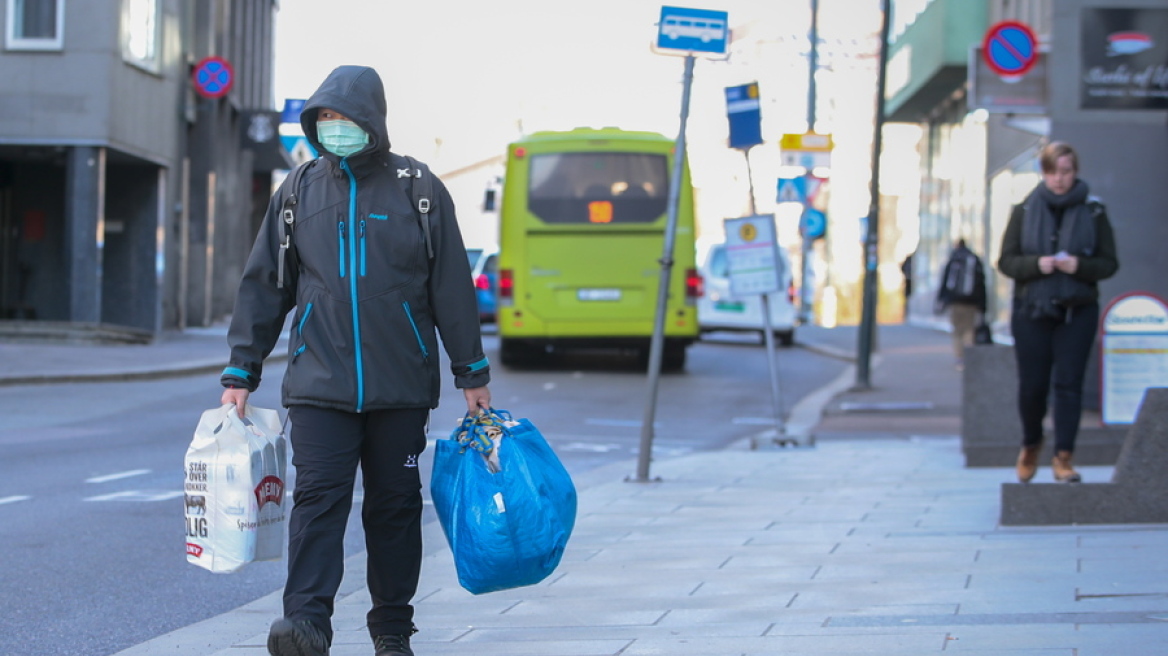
1081, 8, 1168, 110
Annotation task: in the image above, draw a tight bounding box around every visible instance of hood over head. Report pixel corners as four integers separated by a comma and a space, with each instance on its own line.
301, 66, 391, 160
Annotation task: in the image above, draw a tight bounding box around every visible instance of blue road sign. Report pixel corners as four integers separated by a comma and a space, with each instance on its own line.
657, 6, 728, 55
725, 83, 762, 150
982, 21, 1038, 77
192, 56, 233, 99
801, 208, 826, 240
777, 177, 806, 204
281, 99, 306, 124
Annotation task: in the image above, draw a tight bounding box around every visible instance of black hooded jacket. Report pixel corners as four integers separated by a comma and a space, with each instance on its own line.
221, 66, 489, 412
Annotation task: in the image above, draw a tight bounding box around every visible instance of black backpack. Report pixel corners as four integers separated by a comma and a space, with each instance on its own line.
276, 154, 435, 288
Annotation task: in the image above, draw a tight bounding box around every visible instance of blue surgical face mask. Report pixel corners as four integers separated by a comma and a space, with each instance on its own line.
317, 119, 369, 157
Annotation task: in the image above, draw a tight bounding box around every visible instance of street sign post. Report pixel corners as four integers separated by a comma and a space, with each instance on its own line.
640, 5, 730, 482
780, 132, 832, 324
724, 215, 787, 442
656, 6, 728, 55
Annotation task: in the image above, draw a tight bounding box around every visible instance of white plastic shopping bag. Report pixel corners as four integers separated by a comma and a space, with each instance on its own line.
184, 403, 287, 573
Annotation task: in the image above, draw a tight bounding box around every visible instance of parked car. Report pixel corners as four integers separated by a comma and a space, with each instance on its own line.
697, 240, 797, 346
466, 247, 498, 323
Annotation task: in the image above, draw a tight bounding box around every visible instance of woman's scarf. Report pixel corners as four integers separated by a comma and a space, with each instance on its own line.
1020, 179, 1097, 320
1021, 179, 1094, 256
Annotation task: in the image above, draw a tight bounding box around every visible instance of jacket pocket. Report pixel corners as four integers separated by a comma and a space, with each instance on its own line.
402, 301, 430, 361
291, 302, 314, 361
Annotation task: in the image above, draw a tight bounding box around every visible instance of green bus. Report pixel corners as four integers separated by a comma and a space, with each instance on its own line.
496, 127, 701, 369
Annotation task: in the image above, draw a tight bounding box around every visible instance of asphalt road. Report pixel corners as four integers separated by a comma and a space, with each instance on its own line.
0, 331, 846, 656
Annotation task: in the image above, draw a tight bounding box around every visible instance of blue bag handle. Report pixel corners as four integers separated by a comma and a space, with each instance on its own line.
451, 407, 514, 455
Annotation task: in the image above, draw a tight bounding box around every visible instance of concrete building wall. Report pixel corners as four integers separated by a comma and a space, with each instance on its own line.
1049, 0, 1168, 308
0, 1, 281, 333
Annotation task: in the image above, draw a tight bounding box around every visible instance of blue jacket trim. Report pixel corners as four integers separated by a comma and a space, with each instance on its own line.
342, 159, 365, 411
222, 367, 251, 381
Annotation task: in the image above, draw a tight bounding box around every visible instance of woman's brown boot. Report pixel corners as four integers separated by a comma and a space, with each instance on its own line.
1016, 445, 1041, 483
1052, 450, 1081, 483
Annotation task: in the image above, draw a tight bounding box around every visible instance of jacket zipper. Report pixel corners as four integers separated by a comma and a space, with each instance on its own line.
341, 159, 365, 411
293, 302, 313, 360
337, 222, 346, 277
402, 302, 429, 360
360, 220, 367, 276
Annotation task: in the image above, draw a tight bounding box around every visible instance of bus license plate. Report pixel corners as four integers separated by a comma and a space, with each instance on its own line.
577, 288, 621, 302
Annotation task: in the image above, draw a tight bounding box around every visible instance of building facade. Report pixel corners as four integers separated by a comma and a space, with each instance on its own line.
0, 0, 285, 335
886, 0, 1168, 404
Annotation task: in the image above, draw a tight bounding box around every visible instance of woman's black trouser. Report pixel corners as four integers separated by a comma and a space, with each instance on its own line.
1010, 300, 1099, 453
284, 405, 429, 643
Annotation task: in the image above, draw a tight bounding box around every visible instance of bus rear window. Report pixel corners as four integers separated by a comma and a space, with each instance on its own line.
527, 152, 669, 224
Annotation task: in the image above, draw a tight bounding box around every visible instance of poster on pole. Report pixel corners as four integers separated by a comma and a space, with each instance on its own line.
723, 215, 781, 297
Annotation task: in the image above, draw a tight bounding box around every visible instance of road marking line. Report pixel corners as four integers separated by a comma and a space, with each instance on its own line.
560, 442, 624, 453
585, 418, 662, 428
733, 417, 780, 425
0, 495, 31, 505
86, 469, 152, 484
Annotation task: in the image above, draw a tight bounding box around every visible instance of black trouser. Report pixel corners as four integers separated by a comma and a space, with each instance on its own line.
1010, 300, 1099, 453
284, 405, 429, 643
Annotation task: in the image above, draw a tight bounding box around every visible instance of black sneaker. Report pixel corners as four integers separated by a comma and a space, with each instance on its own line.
268, 618, 329, 656
373, 633, 414, 656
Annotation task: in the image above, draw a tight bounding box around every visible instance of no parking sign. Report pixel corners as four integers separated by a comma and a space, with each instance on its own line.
192, 56, 234, 99
982, 21, 1038, 77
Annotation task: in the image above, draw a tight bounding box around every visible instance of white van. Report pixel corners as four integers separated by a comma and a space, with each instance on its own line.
697, 241, 797, 346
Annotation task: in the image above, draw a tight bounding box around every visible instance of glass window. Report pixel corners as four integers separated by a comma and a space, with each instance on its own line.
122, 0, 159, 70
527, 152, 669, 224
5, 0, 64, 50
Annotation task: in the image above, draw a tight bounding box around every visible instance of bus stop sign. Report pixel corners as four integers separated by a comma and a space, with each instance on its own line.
657, 6, 728, 55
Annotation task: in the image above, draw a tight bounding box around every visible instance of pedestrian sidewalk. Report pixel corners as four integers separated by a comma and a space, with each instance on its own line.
0, 323, 253, 386
5, 322, 1166, 655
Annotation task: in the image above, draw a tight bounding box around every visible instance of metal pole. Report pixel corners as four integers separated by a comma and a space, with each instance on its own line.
744, 148, 785, 438
798, 0, 819, 325
856, 0, 892, 389
744, 145, 757, 214
634, 53, 695, 483
760, 294, 786, 435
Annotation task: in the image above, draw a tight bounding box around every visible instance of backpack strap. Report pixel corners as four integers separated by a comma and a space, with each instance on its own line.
396, 155, 435, 260
277, 160, 314, 289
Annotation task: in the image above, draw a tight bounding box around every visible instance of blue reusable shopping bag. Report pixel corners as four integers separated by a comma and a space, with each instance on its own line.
429, 408, 577, 594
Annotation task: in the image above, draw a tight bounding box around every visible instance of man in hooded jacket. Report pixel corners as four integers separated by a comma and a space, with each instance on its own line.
220, 66, 491, 656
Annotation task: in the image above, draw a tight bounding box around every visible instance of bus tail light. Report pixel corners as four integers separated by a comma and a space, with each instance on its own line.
685, 268, 703, 303
499, 268, 514, 305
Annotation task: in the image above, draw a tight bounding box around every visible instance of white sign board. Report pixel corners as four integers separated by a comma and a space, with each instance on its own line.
723, 215, 782, 296
1101, 293, 1168, 425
